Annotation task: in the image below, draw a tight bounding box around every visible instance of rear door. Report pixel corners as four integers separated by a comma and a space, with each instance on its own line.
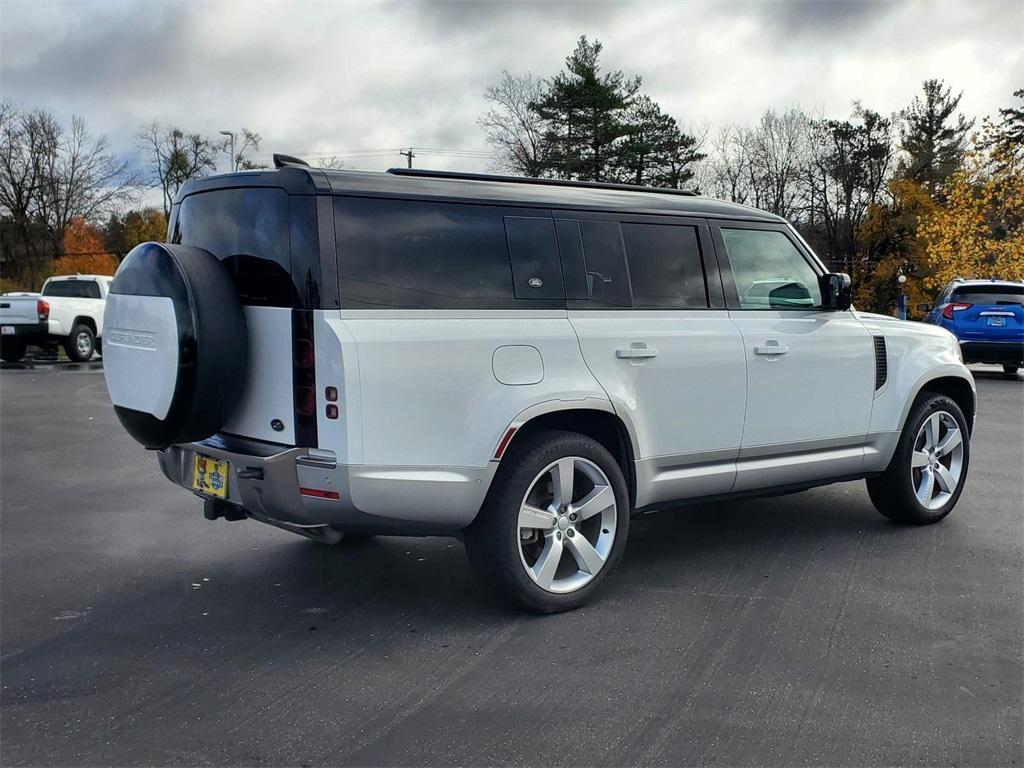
559, 212, 747, 506
168, 187, 323, 446
713, 222, 875, 491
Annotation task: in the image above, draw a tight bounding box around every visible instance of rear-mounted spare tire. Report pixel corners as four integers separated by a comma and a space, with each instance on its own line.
103, 242, 247, 449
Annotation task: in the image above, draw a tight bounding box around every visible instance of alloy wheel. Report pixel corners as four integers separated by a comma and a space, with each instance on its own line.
911, 410, 964, 511
517, 456, 617, 594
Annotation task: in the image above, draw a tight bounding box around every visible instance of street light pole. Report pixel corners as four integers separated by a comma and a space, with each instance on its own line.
219, 130, 236, 172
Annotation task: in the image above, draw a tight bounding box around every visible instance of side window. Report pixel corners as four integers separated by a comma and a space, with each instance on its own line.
722, 228, 822, 310
504, 217, 564, 300
334, 198, 517, 309
556, 219, 631, 308
621, 223, 707, 309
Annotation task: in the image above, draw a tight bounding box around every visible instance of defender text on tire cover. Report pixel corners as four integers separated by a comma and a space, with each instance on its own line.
103, 242, 247, 449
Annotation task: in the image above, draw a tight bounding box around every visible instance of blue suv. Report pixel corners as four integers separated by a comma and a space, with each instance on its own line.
921, 279, 1024, 375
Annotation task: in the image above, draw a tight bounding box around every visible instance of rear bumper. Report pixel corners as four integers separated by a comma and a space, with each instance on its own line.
959, 340, 1024, 365
156, 434, 495, 535
0, 321, 50, 345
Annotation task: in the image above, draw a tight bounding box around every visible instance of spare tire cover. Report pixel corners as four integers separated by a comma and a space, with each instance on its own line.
103, 242, 247, 449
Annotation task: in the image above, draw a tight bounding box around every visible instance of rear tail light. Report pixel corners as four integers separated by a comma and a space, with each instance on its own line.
294, 386, 316, 416
36, 299, 49, 321
294, 338, 314, 368
942, 303, 971, 320
299, 487, 340, 500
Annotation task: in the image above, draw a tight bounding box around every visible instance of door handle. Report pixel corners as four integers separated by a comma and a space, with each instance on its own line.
616, 347, 658, 359
754, 343, 789, 356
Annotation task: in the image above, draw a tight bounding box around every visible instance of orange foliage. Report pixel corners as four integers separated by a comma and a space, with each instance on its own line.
53, 218, 117, 276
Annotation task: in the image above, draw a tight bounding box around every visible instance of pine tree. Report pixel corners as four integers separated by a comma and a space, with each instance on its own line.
614, 96, 704, 188
898, 79, 975, 192
532, 36, 639, 181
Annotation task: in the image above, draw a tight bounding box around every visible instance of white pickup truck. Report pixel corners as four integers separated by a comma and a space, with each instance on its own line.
0, 274, 112, 362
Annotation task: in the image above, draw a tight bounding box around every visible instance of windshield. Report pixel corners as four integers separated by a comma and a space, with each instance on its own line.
951, 285, 1024, 305
42, 280, 101, 299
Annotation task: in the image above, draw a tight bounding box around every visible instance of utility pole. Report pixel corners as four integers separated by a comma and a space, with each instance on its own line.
399, 148, 415, 168
219, 130, 236, 171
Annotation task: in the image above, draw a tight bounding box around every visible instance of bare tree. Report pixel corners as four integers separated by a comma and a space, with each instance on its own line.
37, 115, 141, 238
1, 104, 139, 287
805, 104, 894, 269
479, 71, 550, 177
704, 125, 753, 204
138, 122, 218, 219
747, 108, 812, 220
223, 128, 264, 170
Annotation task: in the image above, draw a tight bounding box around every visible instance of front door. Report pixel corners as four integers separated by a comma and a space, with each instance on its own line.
557, 213, 747, 507
713, 223, 875, 491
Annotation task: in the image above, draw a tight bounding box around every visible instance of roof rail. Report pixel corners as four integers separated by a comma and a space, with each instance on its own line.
386, 167, 698, 196
273, 153, 310, 169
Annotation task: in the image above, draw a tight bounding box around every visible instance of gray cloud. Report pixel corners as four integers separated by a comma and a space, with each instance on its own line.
1, 0, 1020, 180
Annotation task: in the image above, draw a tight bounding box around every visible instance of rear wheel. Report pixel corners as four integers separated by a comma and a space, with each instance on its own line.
64, 324, 95, 362
0, 340, 27, 363
1003, 364, 1019, 376
465, 430, 629, 613
866, 394, 969, 525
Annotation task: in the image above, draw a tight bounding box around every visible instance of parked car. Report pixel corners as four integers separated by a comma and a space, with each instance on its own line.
101, 160, 976, 612
920, 278, 1024, 376
0, 274, 112, 362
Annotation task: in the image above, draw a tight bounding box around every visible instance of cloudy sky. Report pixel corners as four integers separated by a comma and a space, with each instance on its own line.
2, 0, 1021, 177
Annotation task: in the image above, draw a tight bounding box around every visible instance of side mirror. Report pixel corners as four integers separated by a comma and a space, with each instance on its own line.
819, 272, 852, 311
917, 303, 931, 313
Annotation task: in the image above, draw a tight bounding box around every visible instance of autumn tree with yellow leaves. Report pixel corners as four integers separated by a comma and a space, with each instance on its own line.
920, 142, 1024, 289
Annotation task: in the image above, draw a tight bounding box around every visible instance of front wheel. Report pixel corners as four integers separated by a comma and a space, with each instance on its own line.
465, 430, 630, 613
866, 394, 970, 524
65, 324, 95, 362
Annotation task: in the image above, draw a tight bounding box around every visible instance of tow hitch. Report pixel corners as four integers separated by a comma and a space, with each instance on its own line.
203, 498, 247, 522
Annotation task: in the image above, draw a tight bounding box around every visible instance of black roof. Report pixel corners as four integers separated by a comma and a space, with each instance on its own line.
176, 165, 785, 223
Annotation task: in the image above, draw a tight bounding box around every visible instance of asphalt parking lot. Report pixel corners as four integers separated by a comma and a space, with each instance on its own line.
1, 366, 1021, 767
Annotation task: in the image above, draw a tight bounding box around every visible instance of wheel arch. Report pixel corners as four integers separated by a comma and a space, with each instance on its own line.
904, 374, 976, 435
71, 315, 97, 335
496, 400, 638, 509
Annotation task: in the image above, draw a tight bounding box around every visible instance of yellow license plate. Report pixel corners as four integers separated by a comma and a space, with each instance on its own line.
192, 455, 229, 498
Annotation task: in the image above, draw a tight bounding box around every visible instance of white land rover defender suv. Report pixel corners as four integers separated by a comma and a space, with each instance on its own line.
102, 158, 976, 613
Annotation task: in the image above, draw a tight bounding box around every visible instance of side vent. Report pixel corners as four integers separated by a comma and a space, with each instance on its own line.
873, 335, 888, 390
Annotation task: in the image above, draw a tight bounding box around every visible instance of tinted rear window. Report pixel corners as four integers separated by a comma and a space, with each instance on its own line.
171, 188, 300, 307
334, 197, 521, 309
43, 280, 101, 299
951, 285, 1024, 305
622, 223, 707, 309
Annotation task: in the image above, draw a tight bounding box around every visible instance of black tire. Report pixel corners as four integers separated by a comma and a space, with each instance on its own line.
866, 393, 970, 525
64, 323, 95, 362
104, 242, 247, 449
1003, 365, 1019, 376
465, 430, 630, 613
0, 340, 27, 363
